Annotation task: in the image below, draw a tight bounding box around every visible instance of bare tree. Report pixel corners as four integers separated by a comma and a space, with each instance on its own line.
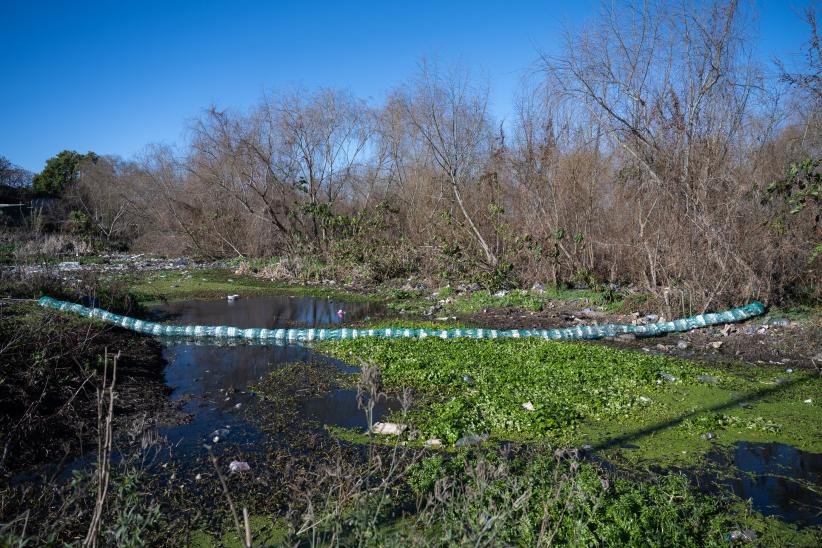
400, 62, 498, 266
543, 0, 769, 308
72, 156, 136, 242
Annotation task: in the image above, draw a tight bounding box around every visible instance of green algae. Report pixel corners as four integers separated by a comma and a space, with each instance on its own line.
316, 337, 822, 465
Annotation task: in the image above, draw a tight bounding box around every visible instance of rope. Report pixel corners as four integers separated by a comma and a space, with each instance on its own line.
37, 296, 765, 343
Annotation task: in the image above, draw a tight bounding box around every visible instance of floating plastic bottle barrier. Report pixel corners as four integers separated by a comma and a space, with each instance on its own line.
38, 296, 765, 343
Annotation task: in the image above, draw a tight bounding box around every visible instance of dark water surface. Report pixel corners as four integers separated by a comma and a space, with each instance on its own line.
709, 442, 822, 526
150, 295, 389, 455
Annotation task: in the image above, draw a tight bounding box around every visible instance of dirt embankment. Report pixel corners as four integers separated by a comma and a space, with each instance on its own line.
0, 302, 189, 475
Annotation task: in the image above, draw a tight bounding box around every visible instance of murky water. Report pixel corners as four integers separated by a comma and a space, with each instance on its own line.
150, 295, 389, 454
711, 442, 822, 526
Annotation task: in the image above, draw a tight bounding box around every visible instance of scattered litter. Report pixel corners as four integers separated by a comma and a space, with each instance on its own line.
209, 428, 230, 437
228, 461, 251, 474
696, 375, 719, 383
522, 401, 535, 411
742, 325, 757, 335
676, 340, 690, 350
212, 436, 220, 443
804, 399, 813, 404
701, 432, 717, 440
725, 529, 757, 542
336, 309, 345, 319
227, 294, 239, 301
424, 438, 442, 448
708, 341, 723, 350
234, 402, 242, 409
372, 422, 407, 435
638, 396, 651, 404
721, 324, 734, 337
770, 318, 790, 327
463, 374, 475, 385
493, 290, 509, 297
785, 368, 793, 374
455, 432, 488, 447
531, 282, 545, 293
644, 314, 659, 322
195, 473, 202, 481
659, 372, 677, 382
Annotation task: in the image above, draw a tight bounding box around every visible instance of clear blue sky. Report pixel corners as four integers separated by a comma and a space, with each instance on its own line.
1, 0, 814, 172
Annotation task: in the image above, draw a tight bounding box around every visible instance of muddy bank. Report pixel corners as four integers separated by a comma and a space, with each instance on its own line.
0, 302, 186, 476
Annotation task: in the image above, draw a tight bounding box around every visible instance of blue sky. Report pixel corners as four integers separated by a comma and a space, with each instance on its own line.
1, 0, 815, 172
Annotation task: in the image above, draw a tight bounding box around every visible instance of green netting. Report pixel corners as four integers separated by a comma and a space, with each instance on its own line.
37, 296, 765, 343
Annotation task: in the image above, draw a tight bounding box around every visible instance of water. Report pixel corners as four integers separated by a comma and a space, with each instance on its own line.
150, 295, 390, 455
708, 442, 822, 526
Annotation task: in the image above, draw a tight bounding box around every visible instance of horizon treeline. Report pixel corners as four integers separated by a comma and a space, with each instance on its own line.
3, 0, 821, 311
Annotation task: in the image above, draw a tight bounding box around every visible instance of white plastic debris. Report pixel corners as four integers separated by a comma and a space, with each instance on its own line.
228, 461, 251, 474
195, 473, 202, 481
212, 436, 220, 443
708, 341, 723, 349
227, 294, 239, 301
804, 399, 813, 404
371, 422, 407, 435
522, 401, 535, 412
726, 529, 757, 542
639, 396, 651, 403
424, 438, 442, 448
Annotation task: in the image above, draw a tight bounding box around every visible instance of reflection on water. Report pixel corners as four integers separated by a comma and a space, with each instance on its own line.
150, 294, 382, 329
712, 442, 822, 526
150, 295, 388, 453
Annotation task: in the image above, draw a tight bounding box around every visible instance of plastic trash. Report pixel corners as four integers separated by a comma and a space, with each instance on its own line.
372, 422, 407, 435
644, 314, 659, 322
804, 399, 813, 404
696, 375, 719, 383
228, 461, 250, 474
463, 374, 475, 385
336, 309, 345, 319
725, 529, 757, 542
659, 372, 677, 382
676, 340, 690, 350
227, 294, 239, 301
455, 432, 488, 447
638, 396, 651, 403
701, 432, 717, 440
424, 438, 442, 448
522, 401, 535, 411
